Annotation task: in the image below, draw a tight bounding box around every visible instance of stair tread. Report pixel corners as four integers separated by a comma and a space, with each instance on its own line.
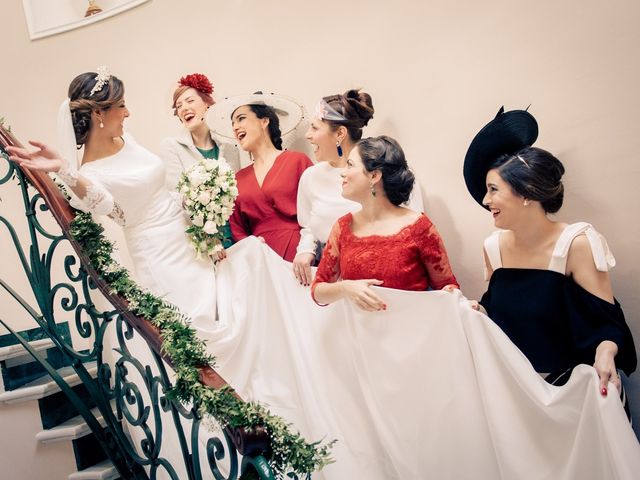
36, 404, 109, 443
68, 460, 118, 480
0, 338, 55, 362
0, 362, 97, 404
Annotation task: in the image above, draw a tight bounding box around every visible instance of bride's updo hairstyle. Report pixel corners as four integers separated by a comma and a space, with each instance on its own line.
68, 72, 125, 146
490, 146, 565, 214
323, 89, 374, 141
357, 136, 415, 206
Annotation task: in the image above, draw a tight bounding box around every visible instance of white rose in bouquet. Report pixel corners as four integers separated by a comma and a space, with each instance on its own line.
203, 158, 217, 171
203, 220, 218, 235
192, 214, 204, 227
197, 190, 212, 206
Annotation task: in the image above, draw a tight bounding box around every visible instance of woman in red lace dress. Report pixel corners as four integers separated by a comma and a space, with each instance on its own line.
311, 136, 459, 310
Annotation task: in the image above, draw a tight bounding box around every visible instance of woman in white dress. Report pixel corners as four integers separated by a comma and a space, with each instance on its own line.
292, 90, 374, 285
6, 70, 217, 331
293, 90, 424, 286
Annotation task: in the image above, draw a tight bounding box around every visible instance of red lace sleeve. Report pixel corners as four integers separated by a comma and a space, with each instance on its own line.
412, 216, 459, 290
310, 216, 345, 305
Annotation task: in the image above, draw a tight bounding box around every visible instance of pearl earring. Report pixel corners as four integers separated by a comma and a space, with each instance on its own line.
99, 121, 104, 128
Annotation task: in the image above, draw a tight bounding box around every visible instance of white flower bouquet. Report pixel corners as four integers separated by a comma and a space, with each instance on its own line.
177, 157, 238, 259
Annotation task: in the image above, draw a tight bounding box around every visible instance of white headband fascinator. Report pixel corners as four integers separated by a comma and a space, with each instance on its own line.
314, 99, 347, 122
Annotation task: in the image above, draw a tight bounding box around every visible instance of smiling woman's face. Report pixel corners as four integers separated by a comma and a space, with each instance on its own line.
231, 105, 268, 152
175, 88, 210, 132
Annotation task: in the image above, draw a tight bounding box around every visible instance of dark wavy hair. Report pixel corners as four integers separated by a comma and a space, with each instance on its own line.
323, 89, 374, 141
248, 104, 283, 150
67, 72, 125, 146
490, 146, 566, 213
356, 136, 415, 205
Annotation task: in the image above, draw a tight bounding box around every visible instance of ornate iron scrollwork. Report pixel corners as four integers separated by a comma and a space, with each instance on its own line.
0, 134, 275, 479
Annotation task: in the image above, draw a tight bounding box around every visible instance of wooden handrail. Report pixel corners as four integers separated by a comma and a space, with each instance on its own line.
0, 124, 269, 455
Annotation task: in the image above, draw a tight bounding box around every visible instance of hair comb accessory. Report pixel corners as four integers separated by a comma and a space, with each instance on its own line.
178, 73, 214, 95
89, 65, 111, 96
516, 154, 530, 168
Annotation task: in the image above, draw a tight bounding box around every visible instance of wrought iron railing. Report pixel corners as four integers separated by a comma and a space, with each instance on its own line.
0, 124, 280, 479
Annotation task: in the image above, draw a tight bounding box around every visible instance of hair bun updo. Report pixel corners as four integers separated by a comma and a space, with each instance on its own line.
323, 89, 375, 141
67, 71, 125, 146
343, 89, 374, 129
356, 135, 415, 206
491, 146, 566, 213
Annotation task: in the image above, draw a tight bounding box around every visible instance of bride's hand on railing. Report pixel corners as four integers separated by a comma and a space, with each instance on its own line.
293, 252, 315, 286
341, 279, 386, 312
6, 141, 64, 172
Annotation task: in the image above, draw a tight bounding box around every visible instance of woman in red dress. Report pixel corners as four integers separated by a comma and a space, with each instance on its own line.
312, 136, 459, 310
220, 94, 313, 261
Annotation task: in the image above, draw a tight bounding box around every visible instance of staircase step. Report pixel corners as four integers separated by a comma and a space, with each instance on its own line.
0, 338, 55, 362
0, 322, 74, 392
0, 362, 97, 404
0, 322, 71, 349
68, 460, 119, 480
36, 406, 108, 443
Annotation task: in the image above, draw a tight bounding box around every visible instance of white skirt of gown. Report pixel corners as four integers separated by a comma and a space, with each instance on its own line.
200, 237, 640, 480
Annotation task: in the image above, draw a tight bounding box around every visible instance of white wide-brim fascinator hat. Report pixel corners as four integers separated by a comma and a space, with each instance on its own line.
207, 91, 305, 141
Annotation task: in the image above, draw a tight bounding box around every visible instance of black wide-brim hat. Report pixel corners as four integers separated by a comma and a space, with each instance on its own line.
463, 106, 538, 209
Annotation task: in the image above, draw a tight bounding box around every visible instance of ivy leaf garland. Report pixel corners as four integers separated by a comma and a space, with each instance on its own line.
69, 212, 335, 477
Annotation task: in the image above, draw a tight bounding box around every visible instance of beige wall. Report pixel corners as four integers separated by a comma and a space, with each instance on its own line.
1, 0, 639, 441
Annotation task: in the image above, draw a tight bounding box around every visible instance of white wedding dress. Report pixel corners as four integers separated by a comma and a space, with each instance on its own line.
72, 133, 216, 329
67, 135, 640, 479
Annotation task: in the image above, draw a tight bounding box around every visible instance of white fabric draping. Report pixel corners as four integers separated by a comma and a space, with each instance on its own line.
191, 237, 640, 480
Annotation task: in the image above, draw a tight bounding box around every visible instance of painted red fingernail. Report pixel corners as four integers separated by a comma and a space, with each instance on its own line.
601, 387, 608, 396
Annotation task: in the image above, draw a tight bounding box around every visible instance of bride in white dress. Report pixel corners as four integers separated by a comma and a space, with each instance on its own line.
6, 70, 217, 331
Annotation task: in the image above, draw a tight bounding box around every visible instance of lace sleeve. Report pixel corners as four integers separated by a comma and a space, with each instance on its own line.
310, 218, 343, 304
60, 168, 126, 226
414, 216, 459, 290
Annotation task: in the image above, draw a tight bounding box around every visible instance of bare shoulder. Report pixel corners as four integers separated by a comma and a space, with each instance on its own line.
483, 247, 494, 280
567, 233, 614, 302
566, 233, 595, 269
403, 208, 422, 223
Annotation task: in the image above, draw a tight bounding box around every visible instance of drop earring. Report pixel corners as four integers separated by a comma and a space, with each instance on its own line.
336, 141, 343, 157
99, 120, 104, 129
370, 184, 376, 197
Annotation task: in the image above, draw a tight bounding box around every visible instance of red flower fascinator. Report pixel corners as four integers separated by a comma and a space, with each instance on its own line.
178, 73, 214, 95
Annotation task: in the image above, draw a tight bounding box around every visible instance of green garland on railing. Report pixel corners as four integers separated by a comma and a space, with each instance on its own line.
69, 212, 335, 477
